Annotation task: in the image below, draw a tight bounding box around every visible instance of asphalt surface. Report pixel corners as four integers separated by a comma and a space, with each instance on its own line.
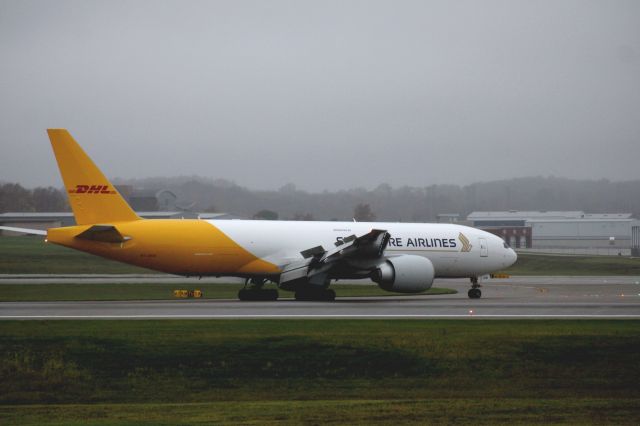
1, 275, 640, 319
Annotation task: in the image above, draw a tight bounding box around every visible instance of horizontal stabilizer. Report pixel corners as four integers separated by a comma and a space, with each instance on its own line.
75, 225, 129, 243
0, 226, 47, 236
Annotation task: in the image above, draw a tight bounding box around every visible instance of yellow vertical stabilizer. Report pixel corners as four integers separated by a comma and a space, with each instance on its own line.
47, 129, 140, 225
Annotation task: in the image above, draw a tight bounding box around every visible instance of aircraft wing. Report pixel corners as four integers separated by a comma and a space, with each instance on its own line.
314, 228, 389, 264
0, 226, 47, 236
279, 229, 390, 287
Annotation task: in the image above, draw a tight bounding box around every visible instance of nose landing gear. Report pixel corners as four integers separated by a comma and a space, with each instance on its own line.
468, 277, 482, 299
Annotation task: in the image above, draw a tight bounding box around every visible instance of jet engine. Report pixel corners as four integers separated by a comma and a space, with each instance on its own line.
372, 255, 435, 293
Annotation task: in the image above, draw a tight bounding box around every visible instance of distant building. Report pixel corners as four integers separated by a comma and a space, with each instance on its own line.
156, 190, 179, 211
114, 186, 174, 212
197, 213, 244, 220
436, 213, 460, 223
468, 211, 639, 256
0, 212, 76, 232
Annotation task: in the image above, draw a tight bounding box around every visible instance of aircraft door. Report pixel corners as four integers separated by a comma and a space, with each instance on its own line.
479, 238, 488, 257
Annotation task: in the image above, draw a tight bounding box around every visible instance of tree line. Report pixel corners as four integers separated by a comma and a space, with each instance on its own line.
2, 176, 639, 221
0, 183, 69, 213
115, 176, 640, 221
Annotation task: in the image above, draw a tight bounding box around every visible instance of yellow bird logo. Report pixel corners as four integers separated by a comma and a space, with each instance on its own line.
458, 233, 472, 252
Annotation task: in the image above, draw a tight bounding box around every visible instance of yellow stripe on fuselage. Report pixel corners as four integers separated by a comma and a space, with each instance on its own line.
47, 220, 280, 276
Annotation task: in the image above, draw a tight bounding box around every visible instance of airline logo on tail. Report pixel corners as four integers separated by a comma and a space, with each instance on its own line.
68, 185, 117, 194
458, 232, 473, 252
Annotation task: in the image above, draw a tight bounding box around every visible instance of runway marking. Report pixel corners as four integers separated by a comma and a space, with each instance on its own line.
2, 314, 640, 319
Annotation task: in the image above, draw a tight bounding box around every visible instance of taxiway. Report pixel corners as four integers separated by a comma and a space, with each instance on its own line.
1, 276, 639, 319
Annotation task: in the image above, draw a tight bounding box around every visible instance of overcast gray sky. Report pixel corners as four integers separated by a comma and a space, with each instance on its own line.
1, 0, 639, 191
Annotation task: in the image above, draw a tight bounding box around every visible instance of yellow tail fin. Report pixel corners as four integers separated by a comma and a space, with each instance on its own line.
47, 129, 140, 225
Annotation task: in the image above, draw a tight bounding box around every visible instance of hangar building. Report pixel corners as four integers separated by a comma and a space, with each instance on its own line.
468, 211, 640, 256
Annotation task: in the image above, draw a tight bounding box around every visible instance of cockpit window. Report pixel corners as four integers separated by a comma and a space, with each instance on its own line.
503, 242, 510, 249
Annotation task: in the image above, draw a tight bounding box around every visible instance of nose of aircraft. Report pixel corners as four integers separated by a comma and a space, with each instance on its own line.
507, 247, 518, 267
489, 233, 518, 268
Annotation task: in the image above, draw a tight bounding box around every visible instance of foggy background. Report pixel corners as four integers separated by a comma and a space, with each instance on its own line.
1, 0, 639, 192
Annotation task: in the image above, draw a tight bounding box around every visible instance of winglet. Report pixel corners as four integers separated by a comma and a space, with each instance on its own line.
47, 129, 140, 225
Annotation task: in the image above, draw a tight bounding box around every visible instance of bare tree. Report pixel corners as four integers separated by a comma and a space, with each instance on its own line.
253, 209, 279, 220
292, 212, 314, 221
353, 203, 376, 222
0, 183, 34, 212
32, 187, 68, 211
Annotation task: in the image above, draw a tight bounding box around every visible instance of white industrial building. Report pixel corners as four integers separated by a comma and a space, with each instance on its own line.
468, 211, 640, 256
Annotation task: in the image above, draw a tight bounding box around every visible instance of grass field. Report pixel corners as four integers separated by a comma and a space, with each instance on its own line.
0, 283, 455, 302
0, 236, 153, 274
1, 320, 639, 425
2, 398, 638, 425
501, 252, 640, 276
2, 235, 640, 276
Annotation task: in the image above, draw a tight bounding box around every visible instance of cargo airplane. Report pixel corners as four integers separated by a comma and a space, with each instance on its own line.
0, 129, 517, 301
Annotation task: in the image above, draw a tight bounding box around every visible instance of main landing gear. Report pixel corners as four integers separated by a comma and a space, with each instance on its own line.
294, 287, 336, 301
238, 278, 279, 301
468, 276, 482, 299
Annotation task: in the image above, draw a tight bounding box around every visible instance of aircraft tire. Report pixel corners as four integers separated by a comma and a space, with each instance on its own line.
238, 288, 279, 301
263, 289, 279, 301
293, 290, 308, 301
467, 288, 482, 299
294, 288, 336, 302
324, 289, 336, 301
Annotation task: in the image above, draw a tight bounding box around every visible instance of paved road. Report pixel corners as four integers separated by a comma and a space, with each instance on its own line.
1, 276, 639, 319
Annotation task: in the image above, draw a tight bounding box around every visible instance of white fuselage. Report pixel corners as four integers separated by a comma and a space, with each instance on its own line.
209, 220, 517, 278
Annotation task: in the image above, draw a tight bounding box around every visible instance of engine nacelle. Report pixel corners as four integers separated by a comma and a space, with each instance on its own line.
372, 255, 435, 293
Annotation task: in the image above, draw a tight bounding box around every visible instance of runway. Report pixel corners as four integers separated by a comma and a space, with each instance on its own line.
1, 276, 640, 319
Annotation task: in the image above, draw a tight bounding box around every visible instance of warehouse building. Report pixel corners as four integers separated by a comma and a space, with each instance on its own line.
468, 211, 639, 256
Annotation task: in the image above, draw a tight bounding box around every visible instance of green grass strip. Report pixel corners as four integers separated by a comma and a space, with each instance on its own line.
2, 398, 639, 425
1, 320, 638, 406
502, 253, 640, 276
0, 236, 153, 274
